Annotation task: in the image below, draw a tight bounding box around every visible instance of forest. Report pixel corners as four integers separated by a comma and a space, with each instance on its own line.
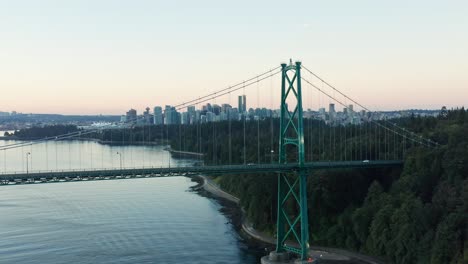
9, 124, 79, 139
163, 109, 467, 264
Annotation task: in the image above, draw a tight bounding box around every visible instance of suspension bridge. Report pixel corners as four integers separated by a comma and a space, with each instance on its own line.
0, 61, 438, 263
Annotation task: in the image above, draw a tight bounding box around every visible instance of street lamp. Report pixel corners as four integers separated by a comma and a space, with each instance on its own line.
116, 152, 122, 170
26, 152, 31, 174
270, 150, 274, 164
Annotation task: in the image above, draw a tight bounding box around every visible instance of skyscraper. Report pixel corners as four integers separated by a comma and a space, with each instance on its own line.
187, 105, 195, 113
212, 104, 221, 115
181, 112, 189, 124
329, 103, 336, 121
153, 106, 163, 125
238, 95, 246, 113
243, 95, 246, 112
126, 109, 137, 124
164, 105, 180, 125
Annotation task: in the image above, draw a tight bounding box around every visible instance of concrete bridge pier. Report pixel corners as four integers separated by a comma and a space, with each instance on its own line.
261, 251, 291, 264
261, 251, 318, 264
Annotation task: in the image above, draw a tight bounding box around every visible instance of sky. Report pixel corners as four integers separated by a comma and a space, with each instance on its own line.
0, 0, 467, 115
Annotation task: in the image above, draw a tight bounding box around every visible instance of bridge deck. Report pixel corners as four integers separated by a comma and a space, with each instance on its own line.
0, 160, 403, 185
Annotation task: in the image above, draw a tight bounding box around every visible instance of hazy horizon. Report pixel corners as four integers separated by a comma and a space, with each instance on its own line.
1, 1, 467, 115
0, 106, 457, 117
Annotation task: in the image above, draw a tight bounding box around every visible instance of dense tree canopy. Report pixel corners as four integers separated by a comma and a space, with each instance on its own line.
13, 124, 79, 139
168, 109, 467, 264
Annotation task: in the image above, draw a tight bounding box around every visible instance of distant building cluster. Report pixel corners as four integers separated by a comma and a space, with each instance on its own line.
0, 111, 17, 117
311, 103, 369, 125
120, 96, 442, 126
121, 95, 279, 125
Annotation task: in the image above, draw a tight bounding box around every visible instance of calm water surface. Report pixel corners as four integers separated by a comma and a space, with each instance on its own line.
0, 139, 196, 173
0, 140, 263, 263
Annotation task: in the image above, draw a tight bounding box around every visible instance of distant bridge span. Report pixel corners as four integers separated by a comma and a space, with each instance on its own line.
0, 160, 403, 185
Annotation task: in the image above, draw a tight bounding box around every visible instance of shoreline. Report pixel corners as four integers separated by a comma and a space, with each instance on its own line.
194, 175, 386, 264
0, 136, 165, 145
0, 137, 204, 158
165, 148, 204, 158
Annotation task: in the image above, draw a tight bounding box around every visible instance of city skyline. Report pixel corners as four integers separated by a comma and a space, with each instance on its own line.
1, 1, 467, 114
117, 94, 441, 128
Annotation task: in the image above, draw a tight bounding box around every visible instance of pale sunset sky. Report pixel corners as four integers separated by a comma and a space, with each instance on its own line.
0, 0, 466, 115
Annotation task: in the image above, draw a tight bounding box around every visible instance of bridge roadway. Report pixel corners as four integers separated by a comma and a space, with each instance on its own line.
0, 160, 403, 185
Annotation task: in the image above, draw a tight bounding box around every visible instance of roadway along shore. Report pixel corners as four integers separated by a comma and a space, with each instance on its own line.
197, 175, 386, 264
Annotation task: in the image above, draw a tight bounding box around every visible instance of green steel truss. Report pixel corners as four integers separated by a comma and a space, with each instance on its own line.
276, 61, 309, 260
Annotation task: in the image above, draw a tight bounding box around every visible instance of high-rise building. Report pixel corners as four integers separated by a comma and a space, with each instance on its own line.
221, 104, 232, 114
329, 103, 336, 121
230, 108, 239, 121
200, 115, 207, 124
243, 95, 247, 112
187, 105, 196, 124
206, 112, 215, 122
144, 107, 152, 124
187, 105, 195, 113
163, 106, 180, 125
238, 95, 246, 113
126, 109, 137, 124
164, 105, 174, 125
154, 106, 163, 125
181, 112, 189, 125
212, 104, 221, 115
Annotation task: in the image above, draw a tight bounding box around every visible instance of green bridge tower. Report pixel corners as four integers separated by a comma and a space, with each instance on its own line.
276, 60, 310, 261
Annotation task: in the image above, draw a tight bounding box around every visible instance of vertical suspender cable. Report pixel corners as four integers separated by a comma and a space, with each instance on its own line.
385, 120, 387, 160
143, 126, 146, 167
45, 141, 49, 171
360, 120, 362, 160
69, 138, 71, 170
355, 123, 358, 160
78, 138, 81, 170
21, 145, 24, 172
122, 128, 125, 168
30, 144, 33, 172
130, 128, 134, 168
167, 124, 170, 168
270, 71, 274, 164
374, 121, 377, 160
179, 123, 182, 154
368, 120, 371, 160
101, 131, 104, 169
257, 77, 260, 164
243, 81, 246, 165
55, 140, 58, 170
339, 123, 342, 160
90, 140, 93, 169
394, 126, 396, 160
229, 92, 232, 165
212, 117, 215, 164
344, 123, 347, 161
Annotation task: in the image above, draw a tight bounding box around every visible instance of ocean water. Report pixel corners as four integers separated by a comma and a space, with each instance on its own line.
0, 140, 262, 263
